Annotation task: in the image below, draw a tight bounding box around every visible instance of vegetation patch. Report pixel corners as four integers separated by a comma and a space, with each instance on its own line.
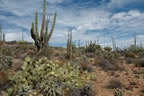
8, 57, 92, 96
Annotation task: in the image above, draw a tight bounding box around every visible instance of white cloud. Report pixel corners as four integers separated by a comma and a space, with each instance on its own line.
6, 32, 32, 42
0, 0, 144, 48
107, 0, 144, 9
48, 0, 64, 4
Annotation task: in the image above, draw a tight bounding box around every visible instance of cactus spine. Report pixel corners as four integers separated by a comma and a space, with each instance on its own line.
31, 0, 56, 53
67, 29, 72, 60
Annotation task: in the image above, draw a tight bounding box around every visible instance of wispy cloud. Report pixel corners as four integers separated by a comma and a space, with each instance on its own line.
0, 0, 144, 47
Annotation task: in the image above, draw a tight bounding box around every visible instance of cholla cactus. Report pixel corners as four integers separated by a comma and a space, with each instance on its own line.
31, 0, 56, 53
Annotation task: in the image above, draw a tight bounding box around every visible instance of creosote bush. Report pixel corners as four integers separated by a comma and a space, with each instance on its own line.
9, 57, 92, 96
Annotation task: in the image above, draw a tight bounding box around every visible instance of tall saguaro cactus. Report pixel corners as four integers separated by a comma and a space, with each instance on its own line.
0, 24, 2, 41
67, 28, 72, 60
31, 0, 57, 53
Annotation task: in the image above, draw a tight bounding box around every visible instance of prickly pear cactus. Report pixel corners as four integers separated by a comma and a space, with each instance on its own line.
9, 57, 91, 96
0, 55, 12, 70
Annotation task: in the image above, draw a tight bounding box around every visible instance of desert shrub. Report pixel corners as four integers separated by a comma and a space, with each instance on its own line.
114, 88, 125, 96
125, 51, 136, 58
82, 65, 95, 73
0, 55, 13, 71
99, 58, 124, 71
135, 59, 144, 67
73, 57, 94, 72
16, 41, 29, 44
9, 57, 92, 96
104, 47, 112, 52
103, 52, 114, 59
86, 53, 96, 58
85, 41, 101, 53
126, 58, 135, 64
106, 79, 124, 89
0, 47, 12, 56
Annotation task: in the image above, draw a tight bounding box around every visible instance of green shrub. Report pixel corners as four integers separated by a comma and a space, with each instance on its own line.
0, 55, 13, 70
9, 57, 91, 96
104, 47, 112, 52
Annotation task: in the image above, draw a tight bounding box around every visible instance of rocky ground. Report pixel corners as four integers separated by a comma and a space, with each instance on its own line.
0, 43, 144, 96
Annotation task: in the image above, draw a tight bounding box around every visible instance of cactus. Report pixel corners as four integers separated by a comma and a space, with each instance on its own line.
85, 40, 101, 52
9, 57, 91, 96
3, 34, 5, 42
31, 0, 56, 53
67, 28, 72, 60
0, 24, 2, 41
111, 37, 116, 51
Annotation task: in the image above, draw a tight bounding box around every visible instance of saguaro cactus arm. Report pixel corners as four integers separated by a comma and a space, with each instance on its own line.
35, 12, 39, 39
40, 0, 46, 40
47, 13, 57, 42
31, 22, 37, 41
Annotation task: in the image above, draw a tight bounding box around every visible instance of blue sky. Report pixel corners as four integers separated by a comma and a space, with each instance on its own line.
0, 0, 144, 47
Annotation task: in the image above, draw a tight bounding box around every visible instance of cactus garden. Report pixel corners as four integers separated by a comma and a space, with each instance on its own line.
0, 0, 144, 96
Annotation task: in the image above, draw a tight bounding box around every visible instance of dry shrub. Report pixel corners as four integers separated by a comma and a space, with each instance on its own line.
93, 56, 103, 66
106, 79, 124, 89
135, 59, 144, 67
98, 58, 124, 71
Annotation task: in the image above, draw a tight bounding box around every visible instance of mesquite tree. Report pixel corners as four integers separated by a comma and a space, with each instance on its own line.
31, 0, 56, 53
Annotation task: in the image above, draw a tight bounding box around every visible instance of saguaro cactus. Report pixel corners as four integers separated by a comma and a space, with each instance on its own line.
0, 24, 2, 41
111, 37, 116, 51
31, 0, 57, 53
3, 34, 5, 42
67, 28, 72, 60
